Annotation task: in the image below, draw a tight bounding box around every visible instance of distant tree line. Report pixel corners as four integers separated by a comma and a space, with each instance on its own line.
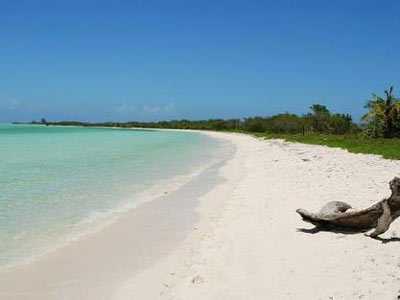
241, 104, 356, 134
23, 87, 399, 138
32, 104, 357, 135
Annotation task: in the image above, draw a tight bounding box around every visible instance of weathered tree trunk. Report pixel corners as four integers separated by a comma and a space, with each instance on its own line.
296, 177, 400, 237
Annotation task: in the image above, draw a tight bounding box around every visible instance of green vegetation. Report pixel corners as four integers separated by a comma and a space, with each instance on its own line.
19, 87, 400, 159
362, 86, 400, 138
241, 104, 357, 135
254, 133, 400, 160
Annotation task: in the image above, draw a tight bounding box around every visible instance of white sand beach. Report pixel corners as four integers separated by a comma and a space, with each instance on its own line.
115, 132, 400, 300
1, 132, 400, 299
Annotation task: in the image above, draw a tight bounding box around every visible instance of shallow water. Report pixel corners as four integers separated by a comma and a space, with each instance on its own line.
0, 125, 223, 269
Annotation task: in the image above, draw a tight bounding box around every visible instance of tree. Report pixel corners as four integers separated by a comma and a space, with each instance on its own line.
310, 104, 330, 115
308, 104, 330, 133
362, 86, 400, 138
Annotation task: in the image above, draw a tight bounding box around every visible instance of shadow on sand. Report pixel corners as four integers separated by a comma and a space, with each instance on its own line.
297, 227, 400, 244
371, 236, 400, 244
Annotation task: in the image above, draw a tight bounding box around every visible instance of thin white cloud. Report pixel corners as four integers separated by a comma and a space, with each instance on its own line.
114, 103, 136, 113
114, 102, 176, 118
0, 99, 21, 109
142, 103, 175, 115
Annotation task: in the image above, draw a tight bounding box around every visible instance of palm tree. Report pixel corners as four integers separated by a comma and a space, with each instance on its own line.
362, 87, 400, 138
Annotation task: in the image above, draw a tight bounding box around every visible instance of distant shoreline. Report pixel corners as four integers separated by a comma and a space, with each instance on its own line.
7, 122, 400, 160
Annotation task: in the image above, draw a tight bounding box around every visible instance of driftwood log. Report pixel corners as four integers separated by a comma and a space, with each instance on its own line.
296, 177, 400, 237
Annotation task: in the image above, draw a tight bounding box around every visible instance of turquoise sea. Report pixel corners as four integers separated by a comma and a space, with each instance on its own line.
0, 124, 224, 269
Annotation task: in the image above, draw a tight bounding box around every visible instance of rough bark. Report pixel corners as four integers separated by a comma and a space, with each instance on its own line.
296, 177, 400, 237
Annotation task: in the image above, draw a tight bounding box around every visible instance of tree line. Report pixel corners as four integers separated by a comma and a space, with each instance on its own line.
34, 105, 357, 135
28, 87, 399, 138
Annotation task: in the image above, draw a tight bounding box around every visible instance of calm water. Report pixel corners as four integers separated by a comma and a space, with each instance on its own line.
0, 125, 223, 269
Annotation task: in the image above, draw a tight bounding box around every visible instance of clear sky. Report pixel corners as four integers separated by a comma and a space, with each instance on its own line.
0, 0, 399, 122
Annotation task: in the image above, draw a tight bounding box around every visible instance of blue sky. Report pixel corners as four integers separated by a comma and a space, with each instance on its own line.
0, 0, 399, 122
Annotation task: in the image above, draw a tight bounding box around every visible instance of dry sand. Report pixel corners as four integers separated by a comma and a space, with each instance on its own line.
2, 131, 400, 300
115, 132, 400, 300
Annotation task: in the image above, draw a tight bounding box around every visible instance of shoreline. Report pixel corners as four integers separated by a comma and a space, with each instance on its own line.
0, 131, 235, 299
1, 131, 400, 299
0, 127, 227, 272
0, 160, 219, 272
